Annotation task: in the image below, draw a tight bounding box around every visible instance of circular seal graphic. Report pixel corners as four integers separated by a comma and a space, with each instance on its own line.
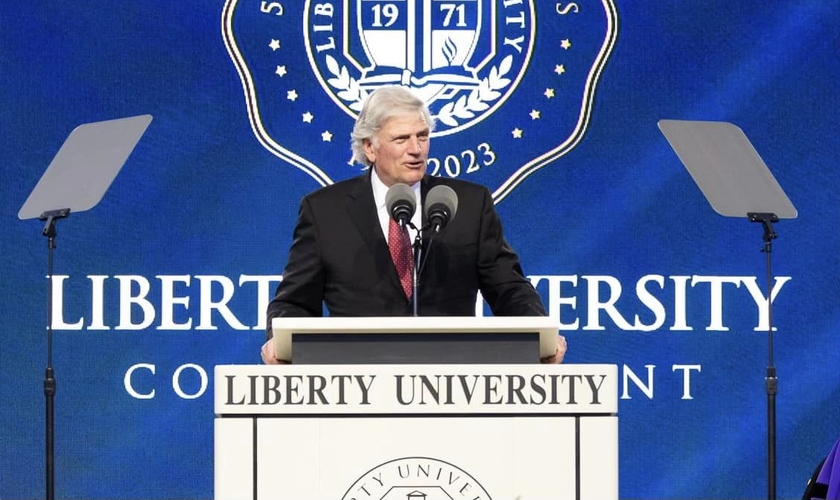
342, 456, 492, 500
223, 0, 618, 200
303, 0, 535, 136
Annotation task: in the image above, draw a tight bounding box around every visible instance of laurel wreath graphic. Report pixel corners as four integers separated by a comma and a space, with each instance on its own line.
323, 54, 514, 125
436, 55, 513, 127
325, 55, 369, 112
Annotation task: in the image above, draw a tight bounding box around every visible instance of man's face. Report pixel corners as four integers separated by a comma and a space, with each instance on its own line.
364, 112, 430, 186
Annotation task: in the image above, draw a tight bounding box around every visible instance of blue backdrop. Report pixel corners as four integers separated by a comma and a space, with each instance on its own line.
2, 1, 839, 499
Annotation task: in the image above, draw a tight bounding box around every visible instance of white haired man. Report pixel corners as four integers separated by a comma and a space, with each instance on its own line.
262, 86, 566, 364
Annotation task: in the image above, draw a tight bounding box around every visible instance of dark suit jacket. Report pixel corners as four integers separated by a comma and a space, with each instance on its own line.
266, 172, 545, 338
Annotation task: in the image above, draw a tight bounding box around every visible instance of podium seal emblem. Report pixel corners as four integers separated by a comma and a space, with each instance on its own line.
341, 456, 492, 500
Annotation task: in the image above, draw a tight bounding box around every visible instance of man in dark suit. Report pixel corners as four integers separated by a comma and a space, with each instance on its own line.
262, 86, 566, 364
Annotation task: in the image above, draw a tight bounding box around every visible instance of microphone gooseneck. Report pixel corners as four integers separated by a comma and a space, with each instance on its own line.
385, 183, 460, 315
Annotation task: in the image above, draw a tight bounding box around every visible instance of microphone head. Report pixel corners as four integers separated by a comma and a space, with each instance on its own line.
425, 185, 458, 230
385, 183, 416, 223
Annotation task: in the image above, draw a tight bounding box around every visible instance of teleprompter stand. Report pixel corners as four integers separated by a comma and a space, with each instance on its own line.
659, 119, 797, 500
18, 114, 153, 500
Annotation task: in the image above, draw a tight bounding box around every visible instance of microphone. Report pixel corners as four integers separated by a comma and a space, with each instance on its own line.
385, 183, 416, 228
425, 185, 458, 233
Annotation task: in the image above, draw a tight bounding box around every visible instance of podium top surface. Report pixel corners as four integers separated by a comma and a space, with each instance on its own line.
271, 316, 560, 361
272, 316, 558, 333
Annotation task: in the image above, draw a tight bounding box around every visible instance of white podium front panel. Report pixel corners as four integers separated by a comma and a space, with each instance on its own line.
260, 417, 580, 499
215, 364, 618, 500
214, 419, 254, 499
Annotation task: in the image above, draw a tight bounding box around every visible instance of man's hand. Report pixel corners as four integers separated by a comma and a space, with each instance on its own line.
540, 334, 567, 364
260, 339, 289, 364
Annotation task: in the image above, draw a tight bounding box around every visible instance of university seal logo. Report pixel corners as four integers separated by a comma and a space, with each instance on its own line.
341, 456, 492, 500
222, 0, 617, 201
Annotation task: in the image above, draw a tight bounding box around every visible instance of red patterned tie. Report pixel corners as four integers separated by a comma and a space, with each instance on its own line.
388, 218, 414, 299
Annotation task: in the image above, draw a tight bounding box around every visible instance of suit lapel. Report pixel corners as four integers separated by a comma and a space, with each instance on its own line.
346, 171, 407, 298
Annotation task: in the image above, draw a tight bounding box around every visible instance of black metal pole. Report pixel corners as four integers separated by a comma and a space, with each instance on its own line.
764, 240, 777, 500
40, 208, 68, 500
749, 212, 778, 500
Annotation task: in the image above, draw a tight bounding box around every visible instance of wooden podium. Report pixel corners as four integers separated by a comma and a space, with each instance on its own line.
215, 317, 618, 500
